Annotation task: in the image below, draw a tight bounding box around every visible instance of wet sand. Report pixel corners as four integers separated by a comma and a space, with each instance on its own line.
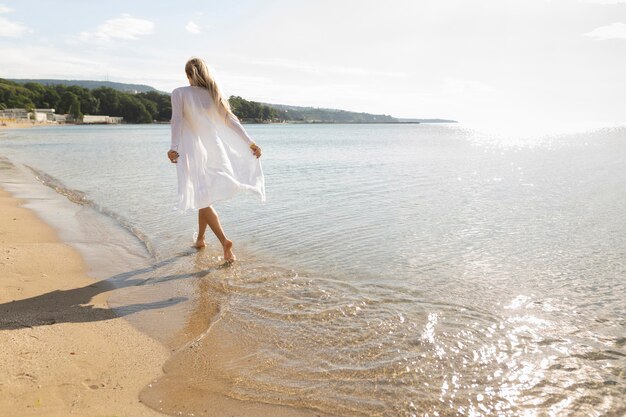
0, 186, 170, 416
0, 182, 327, 417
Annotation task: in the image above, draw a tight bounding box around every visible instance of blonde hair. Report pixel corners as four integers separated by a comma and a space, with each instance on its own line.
185, 57, 234, 121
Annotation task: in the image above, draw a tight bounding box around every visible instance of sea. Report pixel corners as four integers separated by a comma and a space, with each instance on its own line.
0, 123, 624, 416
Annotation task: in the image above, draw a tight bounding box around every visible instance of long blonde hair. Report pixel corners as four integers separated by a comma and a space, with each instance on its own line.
185, 57, 234, 121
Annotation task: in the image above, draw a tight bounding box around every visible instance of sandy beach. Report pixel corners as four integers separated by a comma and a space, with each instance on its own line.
0, 120, 43, 129
0, 186, 171, 416
0, 179, 327, 417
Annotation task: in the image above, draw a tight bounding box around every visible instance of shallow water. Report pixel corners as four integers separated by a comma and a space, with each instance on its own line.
1, 123, 624, 416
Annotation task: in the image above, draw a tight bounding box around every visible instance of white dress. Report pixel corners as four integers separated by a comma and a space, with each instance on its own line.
170, 86, 266, 211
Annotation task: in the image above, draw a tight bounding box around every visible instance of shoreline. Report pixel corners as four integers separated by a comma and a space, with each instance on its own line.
0, 156, 329, 417
0, 120, 52, 129
0, 186, 171, 416
0, 120, 456, 130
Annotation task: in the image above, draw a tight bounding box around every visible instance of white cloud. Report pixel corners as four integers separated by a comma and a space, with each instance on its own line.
186, 21, 201, 34
0, 44, 181, 90
0, 45, 102, 78
0, 16, 28, 37
585, 22, 626, 40
0, 5, 29, 37
79, 14, 154, 44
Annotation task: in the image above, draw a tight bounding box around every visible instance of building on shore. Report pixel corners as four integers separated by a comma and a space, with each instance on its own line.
0, 108, 29, 120
0, 108, 123, 124
82, 115, 123, 124
0, 108, 58, 122
34, 109, 57, 121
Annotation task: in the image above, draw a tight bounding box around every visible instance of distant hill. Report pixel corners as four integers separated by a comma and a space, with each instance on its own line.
9, 79, 162, 94
397, 118, 457, 123
262, 103, 399, 123
263, 104, 457, 124
7, 79, 457, 123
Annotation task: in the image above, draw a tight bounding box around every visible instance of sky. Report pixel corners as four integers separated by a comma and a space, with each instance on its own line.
0, 0, 625, 127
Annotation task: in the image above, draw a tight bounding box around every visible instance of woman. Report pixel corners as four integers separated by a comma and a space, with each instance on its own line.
167, 57, 265, 263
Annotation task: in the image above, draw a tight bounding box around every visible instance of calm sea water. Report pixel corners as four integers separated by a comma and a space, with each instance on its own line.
0, 123, 624, 416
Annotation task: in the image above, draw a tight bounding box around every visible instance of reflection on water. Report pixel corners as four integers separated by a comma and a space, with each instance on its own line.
141, 260, 624, 416
1, 124, 625, 416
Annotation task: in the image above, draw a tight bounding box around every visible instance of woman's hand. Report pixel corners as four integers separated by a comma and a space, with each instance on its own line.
250, 143, 262, 159
167, 150, 179, 163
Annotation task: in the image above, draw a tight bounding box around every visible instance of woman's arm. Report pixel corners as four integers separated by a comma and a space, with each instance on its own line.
169, 88, 183, 155
225, 112, 254, 145
225, 112, 262, 158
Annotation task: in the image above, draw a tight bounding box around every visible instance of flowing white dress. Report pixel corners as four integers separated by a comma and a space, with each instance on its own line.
170, 86, 266, 211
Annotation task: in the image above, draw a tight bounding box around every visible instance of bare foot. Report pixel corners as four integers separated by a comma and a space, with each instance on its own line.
194, 237, 206, 249
222, 239, 236, 262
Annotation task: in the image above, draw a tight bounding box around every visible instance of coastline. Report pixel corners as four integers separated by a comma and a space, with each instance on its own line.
0, 120, 48, 129
0, 119, 454, 130
0, 155, 330, 416
0, 186, 170, 416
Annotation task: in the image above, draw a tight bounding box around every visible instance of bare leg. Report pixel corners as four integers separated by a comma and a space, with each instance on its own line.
195, 211, 208, 248
199, 206, 236, 262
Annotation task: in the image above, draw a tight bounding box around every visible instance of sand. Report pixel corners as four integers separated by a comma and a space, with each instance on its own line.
0, 119, 64, 129
0, 187, 170, 416
1, 120, 41, 129
0, 182, 328, 417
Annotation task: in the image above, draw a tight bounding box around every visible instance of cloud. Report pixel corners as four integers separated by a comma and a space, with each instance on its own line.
186, 21, 201, 34
0, 45, 102, 78
0, 17, 29, 37
79, 14, 154, 44
585, 22, 626, 40
0, 44, 181, 90
0, 4, 29, 37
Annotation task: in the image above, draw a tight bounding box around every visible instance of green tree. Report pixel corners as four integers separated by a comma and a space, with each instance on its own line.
261, 106, 271, 121
58, 91, 78, 114
0, 79, 283, 125
25, 104, 35, 120
136, 91, 172, 121
0, 79, 36, 108
80, 95, 100, 115
136, 96, 158, 121
69, 95, 82, 121
41, 89, 60, 109
92, 87, 122, 116
119, 95, 151, 123
24, 82, 46, 107
228, 95, 275, 122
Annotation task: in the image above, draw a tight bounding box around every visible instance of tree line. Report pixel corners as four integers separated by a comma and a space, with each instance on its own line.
228, 95, 277, 122
0, 79, 277, 123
